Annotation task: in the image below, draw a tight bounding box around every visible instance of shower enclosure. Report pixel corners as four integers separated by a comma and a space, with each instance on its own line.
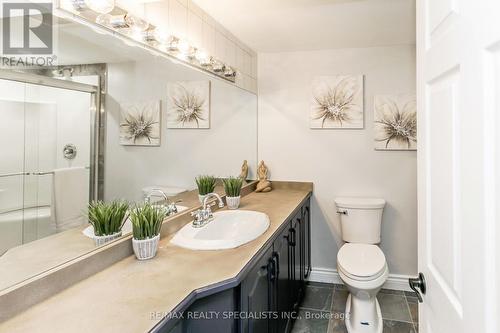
0, 70, 102, 255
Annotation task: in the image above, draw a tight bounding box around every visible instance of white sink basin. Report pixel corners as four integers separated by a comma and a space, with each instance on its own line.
170, 210, 270, 250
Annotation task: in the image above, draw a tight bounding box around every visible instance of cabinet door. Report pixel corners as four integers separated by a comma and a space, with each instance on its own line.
302, 200, 311, 279
289, 211, 302, 308
241, 246, 274, 333
273, 223, 292, 333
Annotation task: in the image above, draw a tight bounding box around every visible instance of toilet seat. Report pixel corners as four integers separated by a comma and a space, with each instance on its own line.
337, 243, 387, 281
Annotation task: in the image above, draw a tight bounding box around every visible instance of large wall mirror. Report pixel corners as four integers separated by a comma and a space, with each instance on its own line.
0, 14, 257, 291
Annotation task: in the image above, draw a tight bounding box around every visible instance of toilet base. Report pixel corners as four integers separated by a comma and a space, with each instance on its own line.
345, 294, 383, 333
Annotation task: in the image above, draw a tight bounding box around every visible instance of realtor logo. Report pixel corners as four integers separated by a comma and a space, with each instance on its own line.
2, 2, 53, 55
1, 1, 56, 67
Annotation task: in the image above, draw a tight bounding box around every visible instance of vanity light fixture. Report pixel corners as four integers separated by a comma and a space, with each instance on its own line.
195, 49, 212, 67
141, 29, 157, 43
84, 0, 115, 14
124, 14, 149, 32
224, 66, 236, 78
177, 40, 195, 59
70, 0, 87, 11
211, 59, 225, 73
152, 27, 170, 43
165, 36, 180, 52
58, 1, 238, 83
107, 14, 128, 29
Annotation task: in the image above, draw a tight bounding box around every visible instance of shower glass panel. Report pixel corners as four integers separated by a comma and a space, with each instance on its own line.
0, 77, 93, 255
0, 79, 26, 254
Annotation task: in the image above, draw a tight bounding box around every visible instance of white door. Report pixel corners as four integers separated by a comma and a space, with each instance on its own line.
417, 0, 500, 332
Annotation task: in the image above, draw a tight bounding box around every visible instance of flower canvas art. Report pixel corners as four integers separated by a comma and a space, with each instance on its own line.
310, 75, 364, 129
374, 94, 417, 150
167, 81, 210, 129
119, 100, 161, 146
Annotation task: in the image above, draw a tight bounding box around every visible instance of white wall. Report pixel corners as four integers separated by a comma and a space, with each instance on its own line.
258, 45, 417, 275
104, 56, 258, 203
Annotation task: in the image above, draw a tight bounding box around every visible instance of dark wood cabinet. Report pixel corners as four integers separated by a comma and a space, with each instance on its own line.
241, 246, 273, 333
240, 200, 310, 333
274, 222, 292, 333
161, 197, 311, 333
302, 203, 311, 279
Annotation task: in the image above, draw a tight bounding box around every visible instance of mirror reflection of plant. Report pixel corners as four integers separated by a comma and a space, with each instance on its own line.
313, 77, 360, 128
121, 110, 159, 144
130, 203, 168, 240
223, 177, 243, 197
172, 85, 206, 127
196, 175, 217, 195
87, 200, 129, 236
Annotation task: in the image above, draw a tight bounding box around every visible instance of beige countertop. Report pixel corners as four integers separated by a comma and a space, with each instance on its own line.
0, 184, 226, 293
0, 184, 312, 333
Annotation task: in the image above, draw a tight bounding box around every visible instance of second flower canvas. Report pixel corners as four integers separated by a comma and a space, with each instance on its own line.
374, 94, 417, 150
167, 81, 210, 129
310, 75, 364, 129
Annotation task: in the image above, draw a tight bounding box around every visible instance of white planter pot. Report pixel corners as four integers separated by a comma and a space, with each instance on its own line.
226, 196, 241, 210
198, 194, 207, 204
92, 231, 122, 247
132, 234, 160, 260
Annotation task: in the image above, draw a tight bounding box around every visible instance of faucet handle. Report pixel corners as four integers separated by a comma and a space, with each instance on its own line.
191, 209, 204, 227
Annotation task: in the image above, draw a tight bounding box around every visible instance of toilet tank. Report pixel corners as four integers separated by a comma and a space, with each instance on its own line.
334, 197, 386, 244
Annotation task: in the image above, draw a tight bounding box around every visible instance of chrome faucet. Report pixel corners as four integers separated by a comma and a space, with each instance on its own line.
203, 192, 225, 210
145, 189, 169, 204
144, 189, 181, 215
191, 193, 225, 227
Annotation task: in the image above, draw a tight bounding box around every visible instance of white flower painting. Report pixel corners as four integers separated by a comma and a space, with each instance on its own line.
374, 94, 417, 150
310, 75, 364, 129
167, 81, 210, 129
119, 100, 161, 146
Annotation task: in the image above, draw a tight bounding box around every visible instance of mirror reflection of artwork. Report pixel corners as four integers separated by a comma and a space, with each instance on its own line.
119, 100, 161, 146
167, 81, 210, 129
310, 75, 364, 129
374, 94, 417, 150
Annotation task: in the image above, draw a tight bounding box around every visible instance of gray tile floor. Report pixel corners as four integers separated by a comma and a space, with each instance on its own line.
291, 283, 418, 333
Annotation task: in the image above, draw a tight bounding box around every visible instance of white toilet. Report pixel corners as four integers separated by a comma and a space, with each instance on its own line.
335, 197, 388, 333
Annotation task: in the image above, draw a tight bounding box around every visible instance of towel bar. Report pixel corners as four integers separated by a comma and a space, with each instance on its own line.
0, 167, 90, 178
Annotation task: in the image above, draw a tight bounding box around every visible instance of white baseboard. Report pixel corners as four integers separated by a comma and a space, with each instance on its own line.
308, 267, 412, 292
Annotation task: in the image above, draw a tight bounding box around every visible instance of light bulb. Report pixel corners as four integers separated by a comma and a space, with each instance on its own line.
152, 27, 170, 44
95, 13, 111, 26
69, 0, 86, 12
224, 66, 236, 78
211, 59, 225, 73
84, 0, 115, 14
177, 39, 194, 58
124, 14, 149, 32
195, 49, 211, 66
164, 36, 179, 52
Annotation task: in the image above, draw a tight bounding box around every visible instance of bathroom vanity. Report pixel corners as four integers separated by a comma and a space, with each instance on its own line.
159, 189, 311, 333
0, 182, 312, 333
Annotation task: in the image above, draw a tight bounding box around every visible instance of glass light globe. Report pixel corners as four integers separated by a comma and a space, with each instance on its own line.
84, 0, 115, 14
124, 14, 149, 32
152, 27, 170, 44
195, 49, 211, 66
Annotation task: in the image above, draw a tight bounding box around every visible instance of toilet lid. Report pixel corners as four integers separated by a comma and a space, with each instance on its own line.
142, 186, 187, 197
337, 243, 386, 280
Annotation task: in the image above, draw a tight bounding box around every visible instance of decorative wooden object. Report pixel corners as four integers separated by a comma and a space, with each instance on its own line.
255, 160, 272, 193
239, 160, 249, 183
